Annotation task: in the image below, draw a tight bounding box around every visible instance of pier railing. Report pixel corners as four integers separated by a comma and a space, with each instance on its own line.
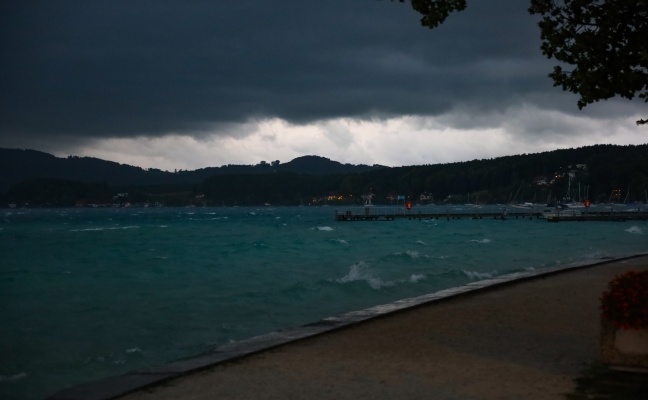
334, 206, 541, 221
334, 206, 648, 222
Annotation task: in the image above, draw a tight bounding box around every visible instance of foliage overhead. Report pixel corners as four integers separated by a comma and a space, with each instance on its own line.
529, 0, 648, 125
397, 0, 467, 28
397, 0, 648, 125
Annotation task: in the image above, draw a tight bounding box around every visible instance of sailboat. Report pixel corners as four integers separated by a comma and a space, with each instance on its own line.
562, 175, 586, 209
508, 182, 537, 210
542, 176, 584, 218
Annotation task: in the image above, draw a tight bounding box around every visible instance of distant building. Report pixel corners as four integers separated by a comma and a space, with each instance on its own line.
533, 176, 549, 186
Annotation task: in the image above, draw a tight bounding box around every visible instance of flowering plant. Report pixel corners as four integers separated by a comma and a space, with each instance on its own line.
600, 270, 648, 330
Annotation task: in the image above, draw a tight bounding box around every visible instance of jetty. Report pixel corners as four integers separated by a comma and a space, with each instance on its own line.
335, 208, 542, 221
335, 207, 648, 222
546, 212, 648, 222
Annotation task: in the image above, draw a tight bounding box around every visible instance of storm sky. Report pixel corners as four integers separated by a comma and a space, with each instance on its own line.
1, 0, 645, 171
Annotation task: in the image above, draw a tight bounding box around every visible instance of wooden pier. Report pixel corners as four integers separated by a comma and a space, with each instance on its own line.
546, 212, 648, 222
335, 208, 648, 222
335, 209, 542, 222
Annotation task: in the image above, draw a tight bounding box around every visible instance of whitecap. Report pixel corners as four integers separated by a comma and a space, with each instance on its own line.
315, 226, 334, 231
249, 212, 256, 216
332, 239, 348, 244
125, 347, 142, 354
405, 250, 420, 258
84, 356, 106, 364
0, 372, 27, 382
625, 225, 643, 234
409, 274, 426, 283
70, 225, 140, 232
337, 261, 390, 289
415, 240, 426, 245
470, 238, 491, 244
463, 270, 495, 280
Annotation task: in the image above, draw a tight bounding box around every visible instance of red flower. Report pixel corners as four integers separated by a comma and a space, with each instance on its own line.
600, 270, 648, 330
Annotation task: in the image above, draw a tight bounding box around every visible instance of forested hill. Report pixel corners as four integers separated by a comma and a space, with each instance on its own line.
0, 149, 383, 191
1, 144, 647, 207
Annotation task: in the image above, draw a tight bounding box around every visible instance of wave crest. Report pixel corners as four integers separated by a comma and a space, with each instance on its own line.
337, 262, 390, 289
0, 372, 27, 382
70, 225, 140, 232
470, 238, 491, 244
463, 270, 496, 280
625, 226, 643, 234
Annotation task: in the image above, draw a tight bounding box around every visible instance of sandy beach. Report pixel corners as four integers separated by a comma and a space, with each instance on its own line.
82, 256, 648, 400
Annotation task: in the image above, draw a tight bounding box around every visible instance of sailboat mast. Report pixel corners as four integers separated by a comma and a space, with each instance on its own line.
578, 182, 581, 202
624, 187, 630, 204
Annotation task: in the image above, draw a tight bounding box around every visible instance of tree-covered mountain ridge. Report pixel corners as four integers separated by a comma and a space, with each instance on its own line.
1, 144, 647, 207
0, 149, 383, 191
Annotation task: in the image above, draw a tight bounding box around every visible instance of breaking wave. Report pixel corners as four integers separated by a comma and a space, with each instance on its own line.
0, 372, 27, 382
404, 250, 420, 258
470, 238, 492, 244
336, 261, 430, 290
70, 226, 140, 232
463, 270, 496, 280
337, 261, 389, 290
625, 226, 643, 234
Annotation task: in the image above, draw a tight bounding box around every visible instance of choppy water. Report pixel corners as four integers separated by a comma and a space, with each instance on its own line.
1, 205, 646, 400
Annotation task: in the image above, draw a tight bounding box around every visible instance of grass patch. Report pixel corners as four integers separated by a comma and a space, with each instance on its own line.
565, 363, 648, 399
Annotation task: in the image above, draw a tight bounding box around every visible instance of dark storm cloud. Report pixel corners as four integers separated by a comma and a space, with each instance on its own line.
0, 0, 617, 144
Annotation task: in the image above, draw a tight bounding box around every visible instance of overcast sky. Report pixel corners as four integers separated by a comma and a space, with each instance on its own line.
1, 0, 645, 171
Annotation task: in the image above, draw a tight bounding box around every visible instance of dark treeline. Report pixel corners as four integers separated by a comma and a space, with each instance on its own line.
1, 144, 647, 207
0, 150, 382, 191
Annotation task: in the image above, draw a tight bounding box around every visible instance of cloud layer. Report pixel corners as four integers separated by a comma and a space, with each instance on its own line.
0, 0, 644, 169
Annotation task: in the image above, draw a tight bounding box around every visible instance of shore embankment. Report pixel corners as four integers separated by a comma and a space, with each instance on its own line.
53, 254, 648, 400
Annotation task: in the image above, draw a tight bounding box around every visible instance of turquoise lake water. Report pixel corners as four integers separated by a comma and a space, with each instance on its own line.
1, 205, 646, 399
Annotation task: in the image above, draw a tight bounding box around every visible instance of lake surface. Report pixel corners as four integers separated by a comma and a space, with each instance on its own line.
1, 205, 646, 399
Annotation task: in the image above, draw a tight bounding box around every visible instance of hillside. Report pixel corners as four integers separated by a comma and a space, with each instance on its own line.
1, 144, 647, 207
0, 149, 384, 192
